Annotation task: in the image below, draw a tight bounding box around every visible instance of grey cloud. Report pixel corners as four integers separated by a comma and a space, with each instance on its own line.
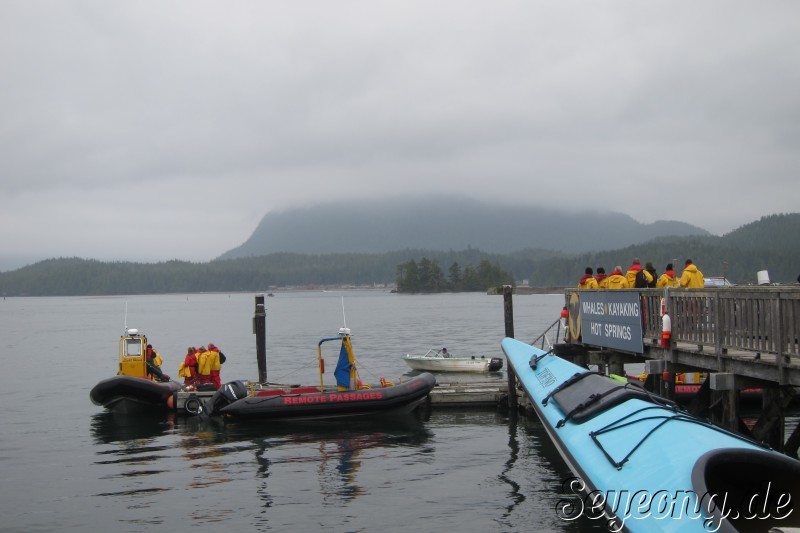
1, 1, 798, 268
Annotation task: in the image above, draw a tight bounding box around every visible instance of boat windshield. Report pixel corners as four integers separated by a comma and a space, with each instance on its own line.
124, 337, 143, 357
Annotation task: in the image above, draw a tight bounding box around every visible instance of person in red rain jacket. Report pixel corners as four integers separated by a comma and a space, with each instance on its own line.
180, 346, 199, 388
145, 344, 168, 382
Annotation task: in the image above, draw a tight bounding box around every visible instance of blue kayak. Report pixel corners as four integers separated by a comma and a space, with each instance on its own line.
501, 337, 800, 532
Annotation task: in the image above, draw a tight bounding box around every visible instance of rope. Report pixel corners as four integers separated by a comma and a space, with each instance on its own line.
269, 362, 316, 383
351, 357, 382, 383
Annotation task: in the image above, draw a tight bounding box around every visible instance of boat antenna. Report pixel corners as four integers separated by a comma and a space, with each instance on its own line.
124, 301, 128, 334
339, 296, 351, 336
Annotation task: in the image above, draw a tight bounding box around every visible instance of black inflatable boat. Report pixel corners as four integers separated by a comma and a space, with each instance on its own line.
217, 372, 436, 421
90, 375, 181, 413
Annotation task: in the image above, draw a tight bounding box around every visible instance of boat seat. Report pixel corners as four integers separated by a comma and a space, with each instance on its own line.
549, 373, 663, 426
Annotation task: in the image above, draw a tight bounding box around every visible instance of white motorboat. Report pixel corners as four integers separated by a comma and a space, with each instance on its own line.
402, 348, 503, 373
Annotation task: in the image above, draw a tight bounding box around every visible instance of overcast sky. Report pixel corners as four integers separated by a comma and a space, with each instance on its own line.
2, 1, 798, 270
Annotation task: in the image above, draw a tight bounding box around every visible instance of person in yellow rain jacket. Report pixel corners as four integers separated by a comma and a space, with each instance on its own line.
578, 267, 598, 289
208, 343, 225, 388
680, 259, 705, 288
626, 258, 654, 289
197, 345, 222, 389
606, 266, 630, 289
594, 267, 608, 289
657, 263, 680, 288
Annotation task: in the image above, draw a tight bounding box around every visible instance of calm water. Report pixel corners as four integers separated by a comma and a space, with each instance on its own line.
0, 291, 604, 532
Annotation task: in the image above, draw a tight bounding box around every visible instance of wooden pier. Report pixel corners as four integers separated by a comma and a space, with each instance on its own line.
503, 285, 800, 455
428, 380, 508, 407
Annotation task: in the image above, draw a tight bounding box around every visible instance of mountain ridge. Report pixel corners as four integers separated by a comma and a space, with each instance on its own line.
218, 196, 710, 259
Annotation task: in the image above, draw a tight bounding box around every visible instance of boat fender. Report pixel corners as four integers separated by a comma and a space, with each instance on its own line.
165, 392, 176, 410
184, 394, 202, 416
661, 313, 672, 348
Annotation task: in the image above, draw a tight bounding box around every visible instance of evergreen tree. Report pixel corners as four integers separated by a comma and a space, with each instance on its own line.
396, 260, 419, 292
448, 262, 462, 289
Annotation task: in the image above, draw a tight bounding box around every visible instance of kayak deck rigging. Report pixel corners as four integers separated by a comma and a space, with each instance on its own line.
589, 405, 768, 471
537, 352, 775, 472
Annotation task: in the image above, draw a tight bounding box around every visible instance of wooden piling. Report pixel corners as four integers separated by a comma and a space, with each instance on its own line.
254, 294, 267, 384
503, 285, 518, 410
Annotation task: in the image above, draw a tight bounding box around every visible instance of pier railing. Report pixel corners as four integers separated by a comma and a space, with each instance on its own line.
530, 317, 563, 352
568, 286, 800, 362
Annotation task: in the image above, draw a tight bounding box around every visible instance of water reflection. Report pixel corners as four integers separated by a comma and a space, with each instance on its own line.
238, 415, 434, 508
500, 410, 525, 517
90, 411, 175, 444
91, 411, 433, 520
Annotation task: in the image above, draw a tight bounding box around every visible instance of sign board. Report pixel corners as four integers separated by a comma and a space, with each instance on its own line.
577, 291, 644, 354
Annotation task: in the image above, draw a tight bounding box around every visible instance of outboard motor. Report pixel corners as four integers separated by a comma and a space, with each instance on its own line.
488, 358, 504, 372
201, 380, 249, 417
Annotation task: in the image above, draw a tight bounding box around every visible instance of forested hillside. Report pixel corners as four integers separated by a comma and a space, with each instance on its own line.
527, 214, 800, 286
1, 214, 797, 296
0, 250, 516, 296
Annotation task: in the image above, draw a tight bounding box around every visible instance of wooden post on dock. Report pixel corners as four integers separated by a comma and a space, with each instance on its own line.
752, 387, 795, 451
503, 285, 518, 410
254, 294, 267, 384
608, 355, 625, 378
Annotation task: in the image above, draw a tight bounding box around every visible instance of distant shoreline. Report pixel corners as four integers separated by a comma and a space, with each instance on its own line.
487, 286, 568, 295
